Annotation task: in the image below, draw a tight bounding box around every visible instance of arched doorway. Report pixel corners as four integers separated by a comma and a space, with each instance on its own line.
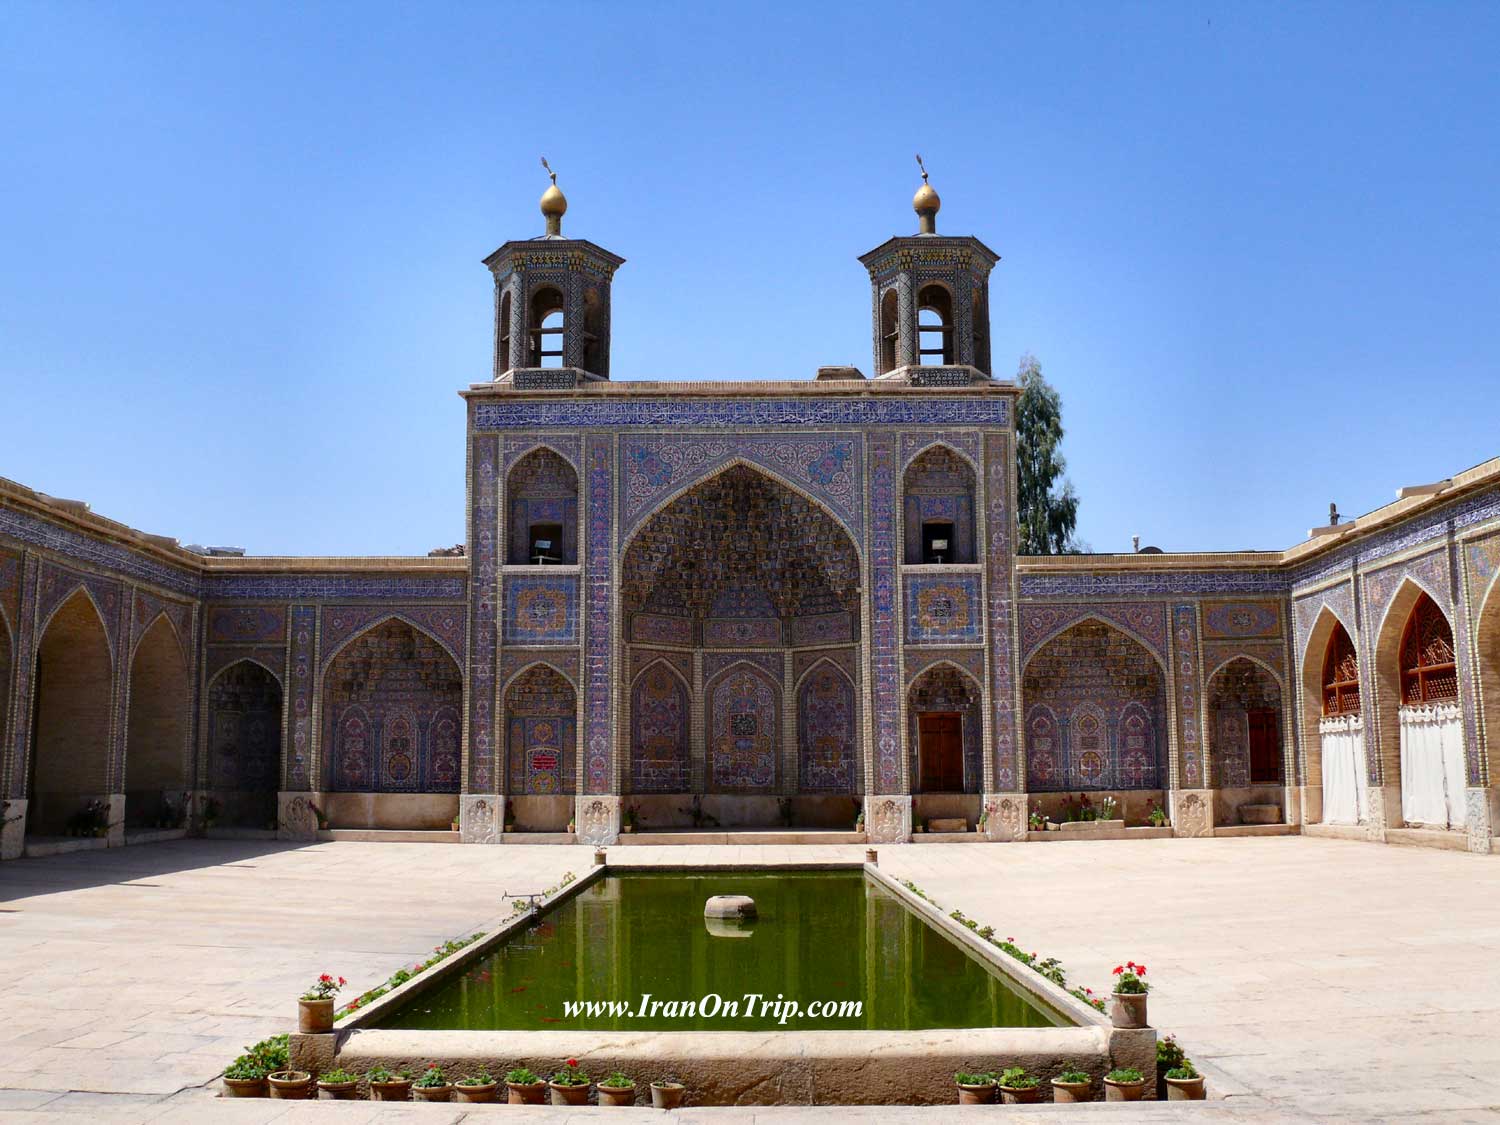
206, 660, 283, 829
902, 445, 976, 565
1023, 620, 1167, 820
0, 610, 11, 798
124, 616, 191, 829
1207, 658, 1284, 825
321, 618, 462, 829
907, 663, 983, 795
1378, 588, 1465, 829
28, 590, 113, 837
506, 448, 578, 565
619, 464, 862, 828
504, 663, 577, 832
1306, 616, 1367, 825
1477, 575, 1500, 794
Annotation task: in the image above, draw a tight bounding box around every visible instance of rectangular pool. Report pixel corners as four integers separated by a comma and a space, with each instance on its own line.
374, 870, 1063, 1032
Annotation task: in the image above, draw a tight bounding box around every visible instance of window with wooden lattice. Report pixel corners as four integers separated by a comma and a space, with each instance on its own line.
1321, 622, 1361, 716
1399, 592, 1457, 704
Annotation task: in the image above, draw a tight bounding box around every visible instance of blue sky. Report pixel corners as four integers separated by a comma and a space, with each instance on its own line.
2, 2, 1496, 556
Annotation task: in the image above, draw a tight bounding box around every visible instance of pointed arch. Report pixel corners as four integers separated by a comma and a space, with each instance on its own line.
1206, 656, 1284, 798
797, 657, 858, 794
0, 604, 11, 801
1022, 618, 1167, 792
129, 608, 186, 666
321, 617, 463, 794
501, 657, 579, 697
1374, 579, 1466, 829
504, 662, 577, 795
629, 657, 691, 793
908, 660, 985, 794
206, 658, 283, 827
505, 446, 579, 565
1024, 613, 1169, 676
28, 588, 113, 836
1475, 570, 1500, 786
1300, 608, 1363, 824
124, 613, 192, 827
620, 455, 864, 561
902, 442, 978, 565
319, 611, 462, 676
706, 659, 780, 793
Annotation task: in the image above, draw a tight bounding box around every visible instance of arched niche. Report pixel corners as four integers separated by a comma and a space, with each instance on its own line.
1022, 619, 1167, 793
322, 618, 463, 795
506, 448, 579, 565
907, 662, 983, 794
28, 589, 113, 836
629, 661, 690, 794
797, 659, 858, 794
206, 659, 283, 828
902, 445, 977, 565
504, 664, 577, 796
706, 662, 780, 794
124, 615, 191, 828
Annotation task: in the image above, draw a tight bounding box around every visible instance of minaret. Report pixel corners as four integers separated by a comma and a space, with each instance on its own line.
483, 159, 625, 386
857, 157, 999, 383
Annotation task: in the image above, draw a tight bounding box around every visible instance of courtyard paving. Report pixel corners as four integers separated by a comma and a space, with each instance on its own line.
0, 836, 1497, 1122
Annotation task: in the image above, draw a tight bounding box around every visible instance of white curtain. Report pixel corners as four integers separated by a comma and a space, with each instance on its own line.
1319, 715, 1367, 825
1399, 703, 1467, 829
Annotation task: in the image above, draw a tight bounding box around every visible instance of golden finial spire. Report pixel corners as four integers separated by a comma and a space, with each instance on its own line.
913, 153, 941, 234
539, 156, 567, 236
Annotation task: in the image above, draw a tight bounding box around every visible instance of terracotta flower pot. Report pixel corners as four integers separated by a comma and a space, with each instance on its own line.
316, 1079, 358, 1100
221, 1076, 267, 1098
1104, 1077, 1148, 1103
1050, 1078, 1091, 1104
266, 1070, 313, 1100
1166, 1075, 1206, 1101
508, 1080, 547, 1105
370, 1079, 412, 1101
454, 1082, 498, 1103
956, 1082, 994, 1105
1110, 990, 1148, 1028
651, 1082, 686, 1109
551, 1081, 591, 1106
998, 1084, 1040, 1105
297, 997, 334, 1033
413, 1083, 451, 1102
598, 1083, 636, 1107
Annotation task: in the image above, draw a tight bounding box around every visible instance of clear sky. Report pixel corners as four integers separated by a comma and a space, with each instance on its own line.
2, 2, 1496, 557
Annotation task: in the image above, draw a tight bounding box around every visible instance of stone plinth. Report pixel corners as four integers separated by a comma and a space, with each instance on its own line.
0, 798, 25, 860
866, 795, 912, 844
575, 796, 620, 846
460, 794, 504, 844
982, 794, 1026, 842
1170, 790, 1213, 838
278, 791, 319, 841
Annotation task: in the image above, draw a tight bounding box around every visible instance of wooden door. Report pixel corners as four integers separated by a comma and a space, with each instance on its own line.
918, 712, 964, 792
1248, 709, 1280, 784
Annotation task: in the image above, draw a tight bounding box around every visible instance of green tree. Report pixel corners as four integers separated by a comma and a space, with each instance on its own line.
1014, 353, 1082, 554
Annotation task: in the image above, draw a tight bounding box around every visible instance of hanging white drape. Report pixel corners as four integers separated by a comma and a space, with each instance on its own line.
1319, 714, 1367, 825
1399, 703, 1467, 829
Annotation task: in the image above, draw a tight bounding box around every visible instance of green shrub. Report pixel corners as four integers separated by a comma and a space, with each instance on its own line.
506, 1066, 541, 1085
997, 1066, 1038, 1089
1106, 1067, 1145, 1084
413, 1065, 447, 1088
953, 1071, 994, 1086
457, 1069, 495, 1086
599, 1071, 634, 1088
1055, 1064, 1090, 1085
223, 1055, 268, 1080
318, 1067, 358, 1084
1166, 1061, 1200, 1080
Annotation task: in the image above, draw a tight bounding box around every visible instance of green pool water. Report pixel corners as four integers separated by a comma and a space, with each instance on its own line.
375, 871, 1063, 1031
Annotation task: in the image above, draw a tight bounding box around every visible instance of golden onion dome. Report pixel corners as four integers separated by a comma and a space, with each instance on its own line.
913, 181, 941, 217
540, 181, 568, 218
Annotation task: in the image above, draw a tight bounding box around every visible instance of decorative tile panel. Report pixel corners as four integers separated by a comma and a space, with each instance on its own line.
502, 575, 578, 645
904, 572, 983, 643
474, 397, 1010, 430
468, 434, 498, 790
583, 435, 613, 793
206, 605, 286, 644
1020, 601, 1169, 663
869, 434, 901, 790
1173, 604, 1203, 788
985, 433, 1016, 789
1202, 600, 1282, 639
319, 605, 464, 672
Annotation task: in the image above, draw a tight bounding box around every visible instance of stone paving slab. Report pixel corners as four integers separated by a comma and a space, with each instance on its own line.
3, 837, 1500, 1121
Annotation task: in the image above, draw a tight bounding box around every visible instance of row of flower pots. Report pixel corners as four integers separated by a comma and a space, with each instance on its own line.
226, 1068, 687, 1110
952, 1057, 1205, 1105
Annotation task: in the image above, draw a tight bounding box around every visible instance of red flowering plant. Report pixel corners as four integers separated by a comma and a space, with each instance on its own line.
552, 1058, 589, 1086
1112, 961, 1149, 995
300, 973, 346, 1002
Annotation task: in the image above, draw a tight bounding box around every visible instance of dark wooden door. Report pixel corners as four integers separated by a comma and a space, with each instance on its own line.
918, 712, 964, 792
1248, 709, 1280, 783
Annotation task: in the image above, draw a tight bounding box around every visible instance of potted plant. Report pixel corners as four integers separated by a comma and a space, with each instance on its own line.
202, 796, 223, 831
266, 1069, 314, 1100
308, 802, 330, 830
450, 815, 460, 831
1050, 1063, 1091, 1104
1103, 1066, 1148, 1102
412, 1064, 451, 1102
854, 807, 865, 832
1156, 1033, 1185, 1098
651, 1075, 687, 1109
566, 816, 577, 834
1110, 960, 1150, 1028
298, 973, 345, 1032
1097, 795, 1120, 823
221, 1054, 268, 1098
454, 1069, 498, 1103
598, 1070, 636, 1107
996, 1066, 1040, 1105
367, 1066, 413, 1101
1164, 1059, 1206, 1100
506, 1065, 546, 1104
550, 1058, 590, 1106
316, 1066, 359, 1100
1028, 808, 1045, 832
622, 804, 636, 833
953, 1071, 994, 1105
504, 804, 517, 833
